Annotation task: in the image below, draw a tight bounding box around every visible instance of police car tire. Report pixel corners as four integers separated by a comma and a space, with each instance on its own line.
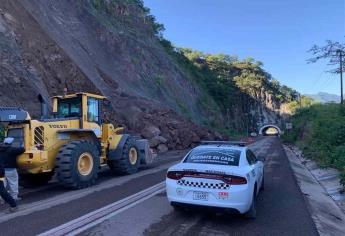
260, 174, 265, 191
172, 205, 184, 212
55, 140, 99, 189
108, 137, 139, 175
171, 202, 185, 212
245, 189, 257, 219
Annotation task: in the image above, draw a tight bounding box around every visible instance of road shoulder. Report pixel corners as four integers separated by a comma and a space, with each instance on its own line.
284, 145, 345, 236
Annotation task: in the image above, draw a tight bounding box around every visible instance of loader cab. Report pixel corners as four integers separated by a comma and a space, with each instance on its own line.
55, 97, 82, 119
52, 93, 106, 128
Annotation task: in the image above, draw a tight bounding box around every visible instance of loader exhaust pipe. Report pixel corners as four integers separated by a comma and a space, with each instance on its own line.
38, 94, 49, 119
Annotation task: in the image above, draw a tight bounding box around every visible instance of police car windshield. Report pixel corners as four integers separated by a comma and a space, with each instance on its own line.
184, 148, 241, 166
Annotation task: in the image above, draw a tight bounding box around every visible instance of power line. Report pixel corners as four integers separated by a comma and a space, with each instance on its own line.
322, 74, 337, 90
311, 65, 328, 91
317, 73, 333, 89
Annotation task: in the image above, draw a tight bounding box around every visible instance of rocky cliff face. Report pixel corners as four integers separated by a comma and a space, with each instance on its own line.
0, 0, 220, 151
229, 91, 282, 135
0, 0, 283, 151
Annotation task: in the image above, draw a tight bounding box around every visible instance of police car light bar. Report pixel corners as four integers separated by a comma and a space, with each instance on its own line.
200, 141, 247, 147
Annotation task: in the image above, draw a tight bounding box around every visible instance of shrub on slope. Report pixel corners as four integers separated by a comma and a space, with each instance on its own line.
284, 103, 345, 185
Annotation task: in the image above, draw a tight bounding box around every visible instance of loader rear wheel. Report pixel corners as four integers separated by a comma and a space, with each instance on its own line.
108, 137, 139, 175
55, 140, 99, 189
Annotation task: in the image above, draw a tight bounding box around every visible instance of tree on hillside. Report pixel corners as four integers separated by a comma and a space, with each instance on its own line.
307, 40, 345, 103
286, 96, 316, 114
172, 47, 301, 132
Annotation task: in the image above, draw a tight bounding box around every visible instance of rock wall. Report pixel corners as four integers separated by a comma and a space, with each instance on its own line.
0, 0, 218, 152
0, 0, 287, 151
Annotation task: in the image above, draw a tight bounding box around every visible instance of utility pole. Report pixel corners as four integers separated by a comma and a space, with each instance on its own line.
308, 42, 345, 104
339, 49, 344, 104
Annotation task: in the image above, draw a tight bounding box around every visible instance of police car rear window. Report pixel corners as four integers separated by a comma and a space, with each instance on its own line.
183, 148, 241, 166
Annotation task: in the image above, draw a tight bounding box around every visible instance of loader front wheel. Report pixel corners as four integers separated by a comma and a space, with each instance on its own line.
56, 140, 100, 189
108, 137, 139, 175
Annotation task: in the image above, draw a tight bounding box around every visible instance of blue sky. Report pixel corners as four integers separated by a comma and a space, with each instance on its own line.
144, 0, 345, 95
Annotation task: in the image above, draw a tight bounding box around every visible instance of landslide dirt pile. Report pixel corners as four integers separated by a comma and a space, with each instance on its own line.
0, 0, 218, 151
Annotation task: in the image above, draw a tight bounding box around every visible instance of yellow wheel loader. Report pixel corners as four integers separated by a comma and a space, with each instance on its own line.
0, 92, 154, 189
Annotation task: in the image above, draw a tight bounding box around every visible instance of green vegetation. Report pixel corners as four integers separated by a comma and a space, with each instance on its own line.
153, 75, 163, 87
161, 47, 299, 111
0, 124, 4, 142
159, 45, 300, 133
285, 95, 318, 114
89, 0, 164, 38
176, 100, 191, 118
284, 103, 345, 186
88, 0, 301, 135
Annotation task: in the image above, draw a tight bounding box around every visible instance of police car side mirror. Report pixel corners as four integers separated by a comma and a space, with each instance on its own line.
257, 156, 266, 162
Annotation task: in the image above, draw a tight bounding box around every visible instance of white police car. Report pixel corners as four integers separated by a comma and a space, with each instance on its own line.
166, 141, 264, 218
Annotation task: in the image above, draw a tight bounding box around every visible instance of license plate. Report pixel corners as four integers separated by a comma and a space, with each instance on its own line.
193, 191, 208, 201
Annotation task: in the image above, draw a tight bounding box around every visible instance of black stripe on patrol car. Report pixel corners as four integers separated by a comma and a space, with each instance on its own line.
177, 179, 230, 190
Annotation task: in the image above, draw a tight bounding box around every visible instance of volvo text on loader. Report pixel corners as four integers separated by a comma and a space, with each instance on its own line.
0, 92, 154, 189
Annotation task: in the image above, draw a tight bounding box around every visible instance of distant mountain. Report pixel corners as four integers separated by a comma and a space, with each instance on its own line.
305, 92, 340, 103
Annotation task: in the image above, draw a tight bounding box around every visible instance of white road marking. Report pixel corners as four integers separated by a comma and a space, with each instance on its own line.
39, 182, 166, 236
0, 161, 178, 223
0, 139, 267, 231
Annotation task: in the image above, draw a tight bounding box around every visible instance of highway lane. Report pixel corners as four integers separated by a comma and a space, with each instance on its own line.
0, 137, 318, 235
84, 137, 318, 236
0, 150, 186, 213
0, 150, 186, 235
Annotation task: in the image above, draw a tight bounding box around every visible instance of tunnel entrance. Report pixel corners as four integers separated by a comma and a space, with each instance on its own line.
259, 125, 281, 136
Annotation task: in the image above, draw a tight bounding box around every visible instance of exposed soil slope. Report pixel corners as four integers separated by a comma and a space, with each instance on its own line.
0, 0, 286, 150
0, 0, 218, 150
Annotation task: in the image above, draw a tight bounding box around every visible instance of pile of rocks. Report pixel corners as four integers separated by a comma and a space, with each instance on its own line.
139, 110, 221, 153
103, 98, 222, 154
141, 125, 169, 153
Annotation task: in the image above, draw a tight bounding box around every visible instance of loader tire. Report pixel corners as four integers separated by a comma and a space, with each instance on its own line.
55, 140, 99, 189
108, 137, 139, 175
20, 172, 54, 187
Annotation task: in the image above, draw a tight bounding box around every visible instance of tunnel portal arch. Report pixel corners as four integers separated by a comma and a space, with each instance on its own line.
259, 124, 281, 136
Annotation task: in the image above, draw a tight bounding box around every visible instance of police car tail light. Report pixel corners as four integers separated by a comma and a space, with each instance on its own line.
231, 176, 247, 185
167, 171, 184, 180
223, 175, 247, 185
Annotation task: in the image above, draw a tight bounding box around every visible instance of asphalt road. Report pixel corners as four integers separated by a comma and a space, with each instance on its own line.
0, 137, 318, 236
85, 137, 318, 236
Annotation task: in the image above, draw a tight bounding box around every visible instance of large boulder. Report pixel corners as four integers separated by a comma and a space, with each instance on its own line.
141, 125, 161, 139
167, 120, 179, 130
149, 135, 168, 148
157, 144, 168, 153
167, 141, 176, 150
